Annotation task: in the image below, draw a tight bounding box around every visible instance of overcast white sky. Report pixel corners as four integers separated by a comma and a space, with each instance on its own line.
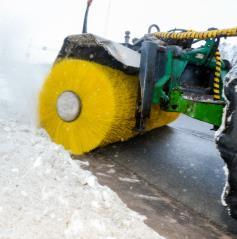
1, 0, 237, 62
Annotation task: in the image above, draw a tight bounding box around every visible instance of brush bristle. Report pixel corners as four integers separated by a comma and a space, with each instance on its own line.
39, 59, 179, 155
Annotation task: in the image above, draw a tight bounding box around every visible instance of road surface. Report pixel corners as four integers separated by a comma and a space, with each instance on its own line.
75, 115, 237, 238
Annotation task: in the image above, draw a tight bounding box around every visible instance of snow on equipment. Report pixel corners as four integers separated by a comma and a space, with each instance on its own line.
38, 0, 237, 218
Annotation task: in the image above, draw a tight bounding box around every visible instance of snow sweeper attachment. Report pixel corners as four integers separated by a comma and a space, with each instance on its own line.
38, 34, 179, 155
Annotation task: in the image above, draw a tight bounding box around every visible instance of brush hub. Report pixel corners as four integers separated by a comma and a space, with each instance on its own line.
57, 91, 81, 122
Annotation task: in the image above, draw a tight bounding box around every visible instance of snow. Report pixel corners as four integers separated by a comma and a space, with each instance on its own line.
219, 42, 237, 66
134, 194, 161, 201
221, 165, 229, 207
118, 177, 140, 183
107, 168, 116, 174
0, 67, 164, 238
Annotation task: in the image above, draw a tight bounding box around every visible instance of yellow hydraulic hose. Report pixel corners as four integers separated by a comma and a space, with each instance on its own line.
154, 27, 237, 40
154, 27, 237, 101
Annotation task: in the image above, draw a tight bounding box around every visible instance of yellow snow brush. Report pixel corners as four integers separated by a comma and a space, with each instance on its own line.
38, 34, 179, 155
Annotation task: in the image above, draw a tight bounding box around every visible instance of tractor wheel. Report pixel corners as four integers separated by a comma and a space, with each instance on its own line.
216, 66, 237, 219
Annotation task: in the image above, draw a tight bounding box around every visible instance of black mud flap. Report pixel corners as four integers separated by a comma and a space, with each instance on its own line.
216, 65, 237, 219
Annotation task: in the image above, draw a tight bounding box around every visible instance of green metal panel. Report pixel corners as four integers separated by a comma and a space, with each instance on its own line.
153, 51, 173, 104
170, 58, 188, 89
151, 39, 228, 126
166, 89, 224, 126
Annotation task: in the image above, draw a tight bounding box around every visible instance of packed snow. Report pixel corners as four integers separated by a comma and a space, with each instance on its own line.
0, 64, 165, 238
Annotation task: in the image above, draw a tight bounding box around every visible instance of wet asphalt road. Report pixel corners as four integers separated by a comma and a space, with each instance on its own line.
95, 115, 237, 233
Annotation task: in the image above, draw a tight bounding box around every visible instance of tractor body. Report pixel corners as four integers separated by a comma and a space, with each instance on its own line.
57, 33, 228, 129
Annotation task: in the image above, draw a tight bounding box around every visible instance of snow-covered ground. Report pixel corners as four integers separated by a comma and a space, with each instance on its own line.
0, 63, 164, 239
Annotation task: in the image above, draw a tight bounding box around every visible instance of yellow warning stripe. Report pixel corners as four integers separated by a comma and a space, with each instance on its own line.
213, 49, 222, 100
214, 95, 221, 100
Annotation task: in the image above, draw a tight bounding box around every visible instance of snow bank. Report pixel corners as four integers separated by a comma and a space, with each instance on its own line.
0, 74, 164, 238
